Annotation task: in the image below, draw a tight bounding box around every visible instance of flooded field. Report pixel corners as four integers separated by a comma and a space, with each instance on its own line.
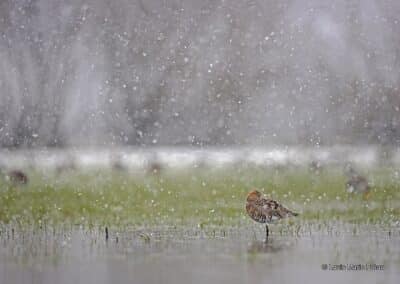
0, 147, 399, 283
0, 225, 399, 284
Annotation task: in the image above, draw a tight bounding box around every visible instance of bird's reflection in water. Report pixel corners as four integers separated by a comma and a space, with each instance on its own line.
247, 239, 295, 254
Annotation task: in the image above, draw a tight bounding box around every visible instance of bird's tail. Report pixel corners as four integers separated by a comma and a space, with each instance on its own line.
290, 212, 299, 217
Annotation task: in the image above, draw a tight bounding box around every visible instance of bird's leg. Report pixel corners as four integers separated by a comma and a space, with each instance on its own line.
265, 225, 269, 243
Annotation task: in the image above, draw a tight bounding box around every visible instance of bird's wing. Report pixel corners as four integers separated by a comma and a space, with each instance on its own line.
262, 198, 298, 217
256, 198, 295, 219
256, 198, 277, 208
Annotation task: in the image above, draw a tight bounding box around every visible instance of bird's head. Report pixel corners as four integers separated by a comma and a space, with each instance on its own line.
246, 190, 262, 202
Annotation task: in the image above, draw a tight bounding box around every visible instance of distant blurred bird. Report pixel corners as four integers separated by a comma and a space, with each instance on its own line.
344, 164, 371, 199
6, 170, 28, 185
112, 160, 126, 171
147, 162, 163, 175
146, 153, 163, 175
110, 154, 127, 172
309, 160, 323, 175
246, 190, 298, 241
55, 157, 77, 175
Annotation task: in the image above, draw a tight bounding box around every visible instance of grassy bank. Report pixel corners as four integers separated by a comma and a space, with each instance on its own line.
0, 166, 399, 228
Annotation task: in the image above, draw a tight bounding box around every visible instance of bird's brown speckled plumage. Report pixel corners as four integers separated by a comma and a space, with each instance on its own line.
246, 190, 298, 224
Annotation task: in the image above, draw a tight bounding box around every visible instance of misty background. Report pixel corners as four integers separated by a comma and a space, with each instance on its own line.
0, 0, 399, 148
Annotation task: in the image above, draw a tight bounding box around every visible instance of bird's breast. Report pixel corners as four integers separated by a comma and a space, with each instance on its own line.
246, 202, 267, 223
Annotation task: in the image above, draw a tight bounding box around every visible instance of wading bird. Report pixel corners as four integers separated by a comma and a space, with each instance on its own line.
309, 160, 323, 175
110, 153, 127, 172
55, 156, 77, 175
344, 165, 371, 199
147, 161, 163, 175
246, 190, 298, 242
146, 152, 163, 175
6, 170, 28, 185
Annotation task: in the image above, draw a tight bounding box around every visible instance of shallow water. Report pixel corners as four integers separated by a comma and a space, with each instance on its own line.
0, 225, 399, 284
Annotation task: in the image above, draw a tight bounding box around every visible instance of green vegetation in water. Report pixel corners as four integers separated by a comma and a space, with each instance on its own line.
0, 166, 399, 228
